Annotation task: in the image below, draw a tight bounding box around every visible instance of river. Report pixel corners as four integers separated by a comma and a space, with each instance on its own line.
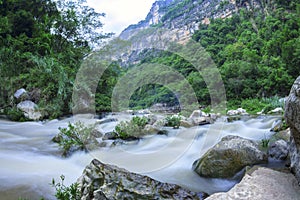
0, 114, 280, 199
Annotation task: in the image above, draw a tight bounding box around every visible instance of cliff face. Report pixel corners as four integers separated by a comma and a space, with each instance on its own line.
119, 0, 263, 42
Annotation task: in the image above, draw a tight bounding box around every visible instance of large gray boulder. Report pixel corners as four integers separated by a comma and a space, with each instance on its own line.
77, 159, 206, 200
17, 100, 42, 120
205, 167, 300, 200
285, 76, 300, 183
192, 135, 267, 178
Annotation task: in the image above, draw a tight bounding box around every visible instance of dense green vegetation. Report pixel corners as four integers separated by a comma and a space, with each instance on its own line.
1, 0, 300, 120
127, 0, 300, 112
0, 0, 111, 119
193, 1, 300, 103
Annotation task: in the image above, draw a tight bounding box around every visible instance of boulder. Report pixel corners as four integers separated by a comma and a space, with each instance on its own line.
16, 100, 42, 120
187, 110, 212, 126
136, 109, 151, 114
270, 119, 283, 132
103, 132, 118, 140
268, 139, 289, 160
28, 88, 41, 103
192, 135, 267, 178
285, 76, 300, 183
145, 114, 158, 125
14, 88, 27, 99
269, 107, 284, 114
143, 124, 161, 134
205, 167, 300, 200
189, 110, 203, 118
95, 118, 117, 125
77, 159, 207, 200
227, 108, 248, 116
180, 119, 194, 128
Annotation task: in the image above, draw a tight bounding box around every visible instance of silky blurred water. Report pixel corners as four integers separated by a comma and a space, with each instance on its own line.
0, 114, 280, 199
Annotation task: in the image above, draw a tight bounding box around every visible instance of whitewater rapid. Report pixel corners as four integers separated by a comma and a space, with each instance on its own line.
0, 114, 280, 199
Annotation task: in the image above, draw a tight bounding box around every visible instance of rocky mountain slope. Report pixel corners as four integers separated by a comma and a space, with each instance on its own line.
119, 0, 264, 42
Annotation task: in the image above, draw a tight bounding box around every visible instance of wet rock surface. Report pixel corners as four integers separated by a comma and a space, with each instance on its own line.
268, 139, 289, 160
192, 135, 267, 178
285, 76, 300, 183
77, 159, 207, 200
205, 167, 300, 200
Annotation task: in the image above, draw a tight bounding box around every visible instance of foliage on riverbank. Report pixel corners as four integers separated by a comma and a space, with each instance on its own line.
228, 96, 285, 115
1, 0, 299, 121
0, 0, 111, 119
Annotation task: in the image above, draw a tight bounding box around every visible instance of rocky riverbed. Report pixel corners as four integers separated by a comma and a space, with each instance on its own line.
0, 106, 298, 199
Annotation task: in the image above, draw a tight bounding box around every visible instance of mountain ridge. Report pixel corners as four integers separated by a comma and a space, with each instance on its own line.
119, 0, 263, 41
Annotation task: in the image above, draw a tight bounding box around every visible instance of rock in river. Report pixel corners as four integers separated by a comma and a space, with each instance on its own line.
285, 76, 300, 184
268, 139, 289, 160
205, 167, 300, 200
192, 135, 267, 178
77, 159, 207, 200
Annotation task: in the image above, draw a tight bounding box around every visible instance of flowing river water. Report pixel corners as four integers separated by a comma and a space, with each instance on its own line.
0, 114, 281, 199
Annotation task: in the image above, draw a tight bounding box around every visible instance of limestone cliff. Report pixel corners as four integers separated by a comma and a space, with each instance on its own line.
119, 0, 265, 42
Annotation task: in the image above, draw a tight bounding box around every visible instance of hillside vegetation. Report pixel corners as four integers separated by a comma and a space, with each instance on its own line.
125, 0, 300, 111
1, 0, 299, 120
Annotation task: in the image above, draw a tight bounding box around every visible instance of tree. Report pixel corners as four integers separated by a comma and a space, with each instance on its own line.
0, 0, 110, 119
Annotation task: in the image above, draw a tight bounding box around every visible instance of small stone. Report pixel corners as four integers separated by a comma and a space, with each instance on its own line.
14, 88, 27, 99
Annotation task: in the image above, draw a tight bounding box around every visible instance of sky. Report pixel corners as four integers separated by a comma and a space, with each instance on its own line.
87, 0, 156, 35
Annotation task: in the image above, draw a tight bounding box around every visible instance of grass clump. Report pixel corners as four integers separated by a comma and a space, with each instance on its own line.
51, 175, 80, 200
165, 115, 182, 129
6, 107, 28, 122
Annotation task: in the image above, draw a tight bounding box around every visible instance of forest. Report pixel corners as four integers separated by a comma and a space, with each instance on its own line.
1, 0, 300, 120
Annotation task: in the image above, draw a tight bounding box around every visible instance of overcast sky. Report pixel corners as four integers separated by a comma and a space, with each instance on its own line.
87, 0, 156, 35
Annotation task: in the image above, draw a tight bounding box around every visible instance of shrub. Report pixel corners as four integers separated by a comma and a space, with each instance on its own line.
57, 122, 95, 157
7, 107, 28, 122
131, 116, 148, 127
261, 96, 284, 114
235, 96, 285, 115
51, 175, 80, 200
114, 116, 149, 139
165, 115, 182, 129
240, 98, 267, 114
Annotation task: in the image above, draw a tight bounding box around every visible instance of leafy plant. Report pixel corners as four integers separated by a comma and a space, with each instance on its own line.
261, 138, 270, 148
57, 121, 95, 157
6, 107, 28, 122
114, 116, 149, 139
51, 175, 80, 200
261, 96, 284, 114
165, 115, 182, 129
261, 134, 270, 149
131, 116, 149, 127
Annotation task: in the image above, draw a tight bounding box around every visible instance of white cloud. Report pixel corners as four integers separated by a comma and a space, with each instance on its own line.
87, 0, 156, 35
